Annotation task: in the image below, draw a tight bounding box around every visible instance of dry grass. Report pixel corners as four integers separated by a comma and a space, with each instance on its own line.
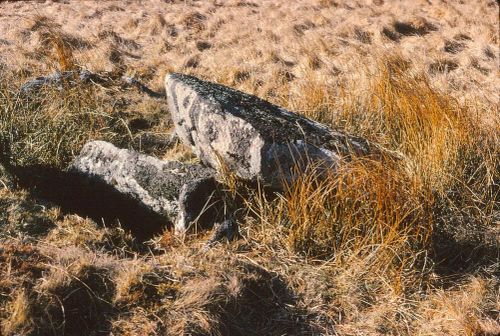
1, 289, 32, 335
0, 1, 498, 335
415, 277, 500, 336
283, 158, 428, 261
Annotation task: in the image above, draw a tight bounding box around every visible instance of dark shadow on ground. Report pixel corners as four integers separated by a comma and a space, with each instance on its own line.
34, 264, 117, 336
430, 227, 499, 278
9, 164, 170, 241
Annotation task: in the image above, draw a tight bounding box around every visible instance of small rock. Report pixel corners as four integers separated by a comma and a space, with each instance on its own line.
20, 70, 165, 99
20, 71, 75, 94
71, 141, 216, 224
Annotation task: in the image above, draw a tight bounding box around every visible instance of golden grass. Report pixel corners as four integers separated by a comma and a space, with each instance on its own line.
0, 74, 129, 168
283, 159, 428, 260
0, 1, 498, 335
1, 289, 32, 336
416, 277, 500, 336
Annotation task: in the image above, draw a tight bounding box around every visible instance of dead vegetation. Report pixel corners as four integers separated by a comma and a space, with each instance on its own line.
0, 0, 499, 335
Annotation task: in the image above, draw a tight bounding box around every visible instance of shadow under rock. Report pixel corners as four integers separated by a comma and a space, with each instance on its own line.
10, 164, 170, 241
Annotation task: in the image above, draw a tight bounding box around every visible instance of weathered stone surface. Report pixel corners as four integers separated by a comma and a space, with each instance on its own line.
165, 72, 372, 188
20, 70, 94, 94
71, 140, 215, 224
175, 177, 222, 233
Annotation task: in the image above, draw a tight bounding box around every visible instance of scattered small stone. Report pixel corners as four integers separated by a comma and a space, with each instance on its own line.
20, 71, 76, 94
122, 75, 165, 98
20, 69, 165, 99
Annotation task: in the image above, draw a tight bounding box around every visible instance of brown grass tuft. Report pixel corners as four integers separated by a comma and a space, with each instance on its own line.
1, 289, 32, 335
283, 158, 429, 261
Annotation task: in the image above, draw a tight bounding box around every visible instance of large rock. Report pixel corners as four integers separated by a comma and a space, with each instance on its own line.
165, 73, 372, 188
71, 141, 216, 230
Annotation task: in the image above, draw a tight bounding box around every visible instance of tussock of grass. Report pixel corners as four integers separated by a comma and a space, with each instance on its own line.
283, 158, 429, 261
0, 81, 128, 169
1, 289, 32, 336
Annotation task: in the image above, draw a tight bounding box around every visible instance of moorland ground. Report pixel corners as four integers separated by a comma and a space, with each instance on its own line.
0, 1, 498, 335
